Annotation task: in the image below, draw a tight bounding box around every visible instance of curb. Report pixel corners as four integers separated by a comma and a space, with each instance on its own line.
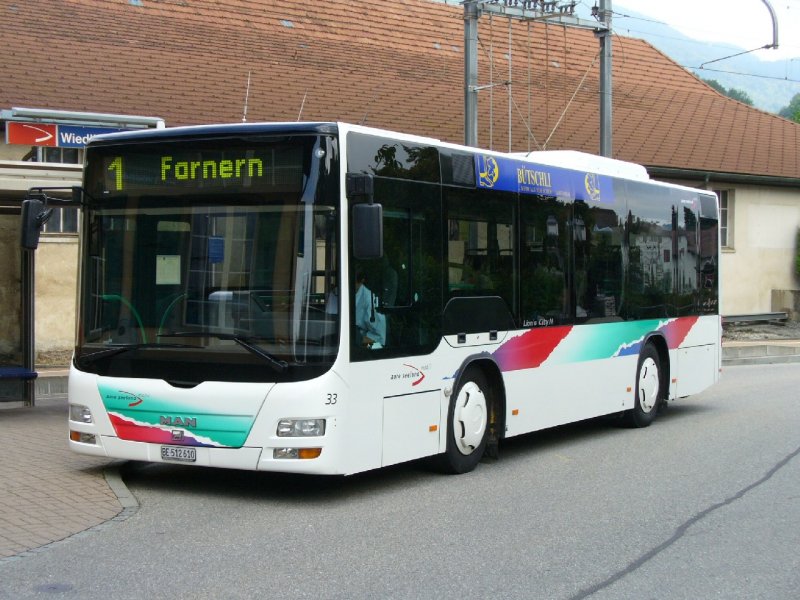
104, 462, 140, 513
721, 341, 800, 366
722, 355, 800, 366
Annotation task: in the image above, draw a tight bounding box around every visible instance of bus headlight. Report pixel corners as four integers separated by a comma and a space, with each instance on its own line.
277, 418, 326, 437
69, 404, 93, 423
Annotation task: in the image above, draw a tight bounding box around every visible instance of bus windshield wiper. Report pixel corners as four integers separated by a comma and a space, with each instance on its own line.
159, 331, 289, 373
76, 342, 196, 367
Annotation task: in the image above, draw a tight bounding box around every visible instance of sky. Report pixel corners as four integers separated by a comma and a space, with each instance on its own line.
611, 0, 800, 62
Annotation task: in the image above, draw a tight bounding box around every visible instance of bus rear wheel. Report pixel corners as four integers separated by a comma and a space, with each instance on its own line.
435, 366, 490, 474
623, 344, 663, 428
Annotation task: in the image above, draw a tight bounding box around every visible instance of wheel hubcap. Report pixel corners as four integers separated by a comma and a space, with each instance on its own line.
453, 381, 487, 455
638, 357, 660, 413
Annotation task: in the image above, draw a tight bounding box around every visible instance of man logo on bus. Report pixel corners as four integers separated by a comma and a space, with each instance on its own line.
478, 156, 500, 188
585, 172, 601, 202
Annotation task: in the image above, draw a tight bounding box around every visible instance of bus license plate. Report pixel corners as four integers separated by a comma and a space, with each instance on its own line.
161, 445, 196, 462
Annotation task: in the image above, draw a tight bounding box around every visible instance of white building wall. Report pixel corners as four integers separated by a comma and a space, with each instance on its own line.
721, 185, 800, 315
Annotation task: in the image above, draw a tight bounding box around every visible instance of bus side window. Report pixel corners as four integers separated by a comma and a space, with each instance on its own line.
673, 192, 701, 316
444, 187, 515, 311
625, 183, 675, 320
574, 201, 624, 323
349, 177, 442, 360
520, 195, 570, 326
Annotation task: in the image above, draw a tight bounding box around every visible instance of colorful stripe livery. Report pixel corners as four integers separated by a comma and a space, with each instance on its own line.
492, 317, 698, 373
98, 318, 698, 446
98, 383, 257, 448
107, 413, 216, 448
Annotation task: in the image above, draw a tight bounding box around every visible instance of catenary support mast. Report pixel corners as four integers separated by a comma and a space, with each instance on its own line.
463, 1, 611, 155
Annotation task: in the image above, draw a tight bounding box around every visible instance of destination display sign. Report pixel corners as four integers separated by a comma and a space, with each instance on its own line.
90, 144, 304, 196
474, 154, 614, 203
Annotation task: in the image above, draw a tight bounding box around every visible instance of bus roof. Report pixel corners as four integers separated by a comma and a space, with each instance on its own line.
513, 150, 650, 181
86, 121, 691, 191
87, 121, 340, 146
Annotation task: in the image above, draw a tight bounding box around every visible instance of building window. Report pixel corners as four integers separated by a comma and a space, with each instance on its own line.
715, 189, 732, 248
42, 207, 79, 235
37, 146, 83, 164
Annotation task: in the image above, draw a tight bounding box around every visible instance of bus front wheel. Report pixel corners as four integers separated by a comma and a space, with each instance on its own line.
435, 366, 490, 474
624, 344, 663, 428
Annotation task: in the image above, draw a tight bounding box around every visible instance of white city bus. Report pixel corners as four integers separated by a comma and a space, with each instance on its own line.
65, 122, 720, 475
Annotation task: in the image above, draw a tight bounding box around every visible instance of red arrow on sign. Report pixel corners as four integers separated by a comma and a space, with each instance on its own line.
6, 122, 57, 146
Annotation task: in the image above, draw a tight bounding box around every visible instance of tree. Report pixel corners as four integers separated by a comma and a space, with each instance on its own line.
725, 88, 753, 106
778, 93, 800, 124
703, 79, 726, 94
702, 79, 753, 106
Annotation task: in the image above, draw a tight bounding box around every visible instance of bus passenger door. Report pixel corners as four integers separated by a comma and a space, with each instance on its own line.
346, 156, 444, 469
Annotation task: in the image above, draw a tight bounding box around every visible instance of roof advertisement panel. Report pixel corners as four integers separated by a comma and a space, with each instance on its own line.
474, 154, 614, 203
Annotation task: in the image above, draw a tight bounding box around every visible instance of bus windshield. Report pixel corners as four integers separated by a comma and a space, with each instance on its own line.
76, 134, 340, 384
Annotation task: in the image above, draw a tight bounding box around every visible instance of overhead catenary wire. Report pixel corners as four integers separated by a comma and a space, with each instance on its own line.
562, 21, 568, 129
545, 21, 551, 143
606, 7, 800, 82
508, 92, 544, 151
527, 20, 532, 152
490, 13, 494, 148
478, 16, 603, 152
508, 14, 513, 152
690, 66, 800, 83
468, 1, 792, 147
543, 50, 601, 149
478, 22, 542, 151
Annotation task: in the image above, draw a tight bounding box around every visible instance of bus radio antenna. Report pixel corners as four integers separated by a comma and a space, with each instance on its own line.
242, 70, 252, 123
297, 90, 308, 121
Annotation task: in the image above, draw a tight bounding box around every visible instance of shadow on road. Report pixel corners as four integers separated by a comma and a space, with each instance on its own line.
120, 400, 716, 502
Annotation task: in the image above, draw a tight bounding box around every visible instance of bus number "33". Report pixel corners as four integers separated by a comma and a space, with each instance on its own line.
325, 393, 338, 405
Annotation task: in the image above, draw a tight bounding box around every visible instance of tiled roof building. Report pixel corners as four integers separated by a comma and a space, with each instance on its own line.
2, 0, 798, 180
1, 0, 799, 328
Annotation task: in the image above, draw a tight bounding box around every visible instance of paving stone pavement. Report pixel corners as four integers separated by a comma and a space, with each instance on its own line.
0, 390, 128, 561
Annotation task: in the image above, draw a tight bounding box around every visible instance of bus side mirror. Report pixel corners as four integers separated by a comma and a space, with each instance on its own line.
20, 197, 53, 250
347, 173, 383, 259
352, 203, 383, 259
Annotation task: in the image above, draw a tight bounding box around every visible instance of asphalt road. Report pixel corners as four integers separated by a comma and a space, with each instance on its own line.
1, 363, 799, 600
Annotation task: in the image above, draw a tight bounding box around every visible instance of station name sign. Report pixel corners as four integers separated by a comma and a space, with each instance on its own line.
5, 121, 125, 148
